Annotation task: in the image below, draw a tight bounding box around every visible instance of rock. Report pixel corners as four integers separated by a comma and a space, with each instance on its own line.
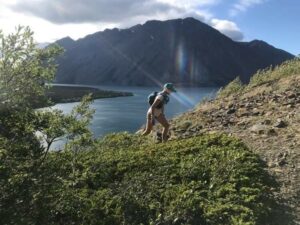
197, 125, 203, 130
276, 152, 288, 166
287, 93, 296, 99
274, 119, 287, 128
265, 111, 273, 117
267, 128, 277, 136
227, 103, 234, 109
189, 127, 198, 133
222, 123, 229, 127
237, 121, 246, 126
238, 110, 250, 117
250, 124, 268, 134
262, 119, 272, 125
252, 111, 260, 116
245, 102, 253, 109
177, 121, 193, 131
226, 108, 236, 114
267, 161, 277, 168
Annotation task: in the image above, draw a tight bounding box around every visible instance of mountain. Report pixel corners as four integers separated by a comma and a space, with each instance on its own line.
54, 17, 294, 86
55, 36, 75, 51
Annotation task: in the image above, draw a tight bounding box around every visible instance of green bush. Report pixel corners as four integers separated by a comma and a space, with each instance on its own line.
248, 58, 300, 88
8, 132, 274, 225
217, 77, 244, 98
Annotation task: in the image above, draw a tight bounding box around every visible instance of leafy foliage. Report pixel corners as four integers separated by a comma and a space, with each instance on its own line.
216, 58, 300, 98
0, 26, 96, 224
1, 132, 274, 225
247, 57, 300, 88
0, 26, 63, 109
217, 77, 244, 98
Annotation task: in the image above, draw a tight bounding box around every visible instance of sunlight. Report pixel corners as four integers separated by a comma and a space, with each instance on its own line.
171, 91, 196, 108
99, 36, 163, 87
176, 42, 187, 77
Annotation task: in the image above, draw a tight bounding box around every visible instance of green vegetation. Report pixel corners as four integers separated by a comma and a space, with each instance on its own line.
0, 26, 63, 110
44, 85, 133, 106
217, 58, 300, 98
217, 57, 300, 99
247, 58, 300, 88
0, 132, 277, 225
217, 77, 244, 98
0, 26, 281, 225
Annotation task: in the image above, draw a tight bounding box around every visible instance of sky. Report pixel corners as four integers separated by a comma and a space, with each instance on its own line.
0, 0, 299, 55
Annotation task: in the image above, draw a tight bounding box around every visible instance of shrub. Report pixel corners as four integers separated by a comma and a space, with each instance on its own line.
29, 133, 277, 225
248, 58, 300, 88
217, 77, 244, 98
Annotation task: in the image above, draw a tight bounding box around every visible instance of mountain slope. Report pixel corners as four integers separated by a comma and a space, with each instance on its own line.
54, 17, 294, 86
163, 59, 300, 223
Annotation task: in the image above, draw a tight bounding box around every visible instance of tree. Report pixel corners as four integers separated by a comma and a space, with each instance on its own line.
0, 26, 62, 110
0, 26, 95, 224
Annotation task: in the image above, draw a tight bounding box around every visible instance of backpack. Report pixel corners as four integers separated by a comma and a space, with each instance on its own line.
148, 91, 169, 108
148, 91, 158, 106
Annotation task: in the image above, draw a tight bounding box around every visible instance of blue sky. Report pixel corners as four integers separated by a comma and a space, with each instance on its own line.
212, 0, 300, 55
0, 0, 299, 55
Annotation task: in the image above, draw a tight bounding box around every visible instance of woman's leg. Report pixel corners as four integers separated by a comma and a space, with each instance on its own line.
155, 114, 170, 142
142, 112, 153, 136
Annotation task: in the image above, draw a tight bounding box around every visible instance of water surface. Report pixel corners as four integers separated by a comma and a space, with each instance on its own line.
50, 85, 218, 149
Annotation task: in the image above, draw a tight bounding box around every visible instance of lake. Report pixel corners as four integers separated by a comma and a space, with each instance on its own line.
49, 85, 218, 149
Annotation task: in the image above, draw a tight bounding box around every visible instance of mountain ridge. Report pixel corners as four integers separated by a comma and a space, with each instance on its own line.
54, 17, 294, 86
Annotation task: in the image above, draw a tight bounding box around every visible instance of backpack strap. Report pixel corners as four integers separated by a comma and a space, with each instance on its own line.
156, 92, 169, 107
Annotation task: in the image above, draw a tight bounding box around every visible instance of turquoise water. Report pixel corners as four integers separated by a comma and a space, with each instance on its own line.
49, 85, 218, 149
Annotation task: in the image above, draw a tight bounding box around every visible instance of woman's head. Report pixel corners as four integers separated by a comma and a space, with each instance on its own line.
163, 83, 176, 93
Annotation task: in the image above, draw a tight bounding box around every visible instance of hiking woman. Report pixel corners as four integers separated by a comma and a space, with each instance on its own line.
142, 83, 176, 142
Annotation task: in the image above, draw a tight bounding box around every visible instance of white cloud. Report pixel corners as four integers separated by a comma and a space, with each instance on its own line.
0, 0, 244, 42
0, 7, 116, 43
158, 0, 221, 8
230, 0, 266, 16
9, 0, 177, 24
210, 19, 244, 40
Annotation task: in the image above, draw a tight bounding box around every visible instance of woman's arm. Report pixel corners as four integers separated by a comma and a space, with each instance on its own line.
149, 98, 161, 114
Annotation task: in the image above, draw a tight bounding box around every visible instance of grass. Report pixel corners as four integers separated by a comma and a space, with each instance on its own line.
43, 132, 278, 225
216, 58, 300, 98
217, 77, 244, 99
247, 58, 300, 89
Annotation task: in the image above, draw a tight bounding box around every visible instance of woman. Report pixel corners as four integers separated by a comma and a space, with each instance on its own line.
142, 83, 176, 142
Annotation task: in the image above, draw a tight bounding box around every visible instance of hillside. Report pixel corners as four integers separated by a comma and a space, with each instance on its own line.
156, 58, 300, 223
54, 17, 294, 86
30, 59, 299, 225
2, 26, 299, 225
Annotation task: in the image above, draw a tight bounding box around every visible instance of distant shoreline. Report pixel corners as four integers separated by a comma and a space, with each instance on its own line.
45, 84, 133, 105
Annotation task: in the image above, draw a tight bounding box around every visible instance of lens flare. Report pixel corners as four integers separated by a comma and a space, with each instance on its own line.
175, 42, 188, 78
171, 91, 196, 108
99, 35, 163, 87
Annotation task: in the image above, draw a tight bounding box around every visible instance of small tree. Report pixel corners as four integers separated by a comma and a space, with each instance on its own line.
0, 26, 62, 110
0, 26, 96, 223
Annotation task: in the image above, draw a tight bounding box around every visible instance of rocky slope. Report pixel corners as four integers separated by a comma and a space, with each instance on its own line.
54, 17, 294, 86
145, 59, 300, 223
